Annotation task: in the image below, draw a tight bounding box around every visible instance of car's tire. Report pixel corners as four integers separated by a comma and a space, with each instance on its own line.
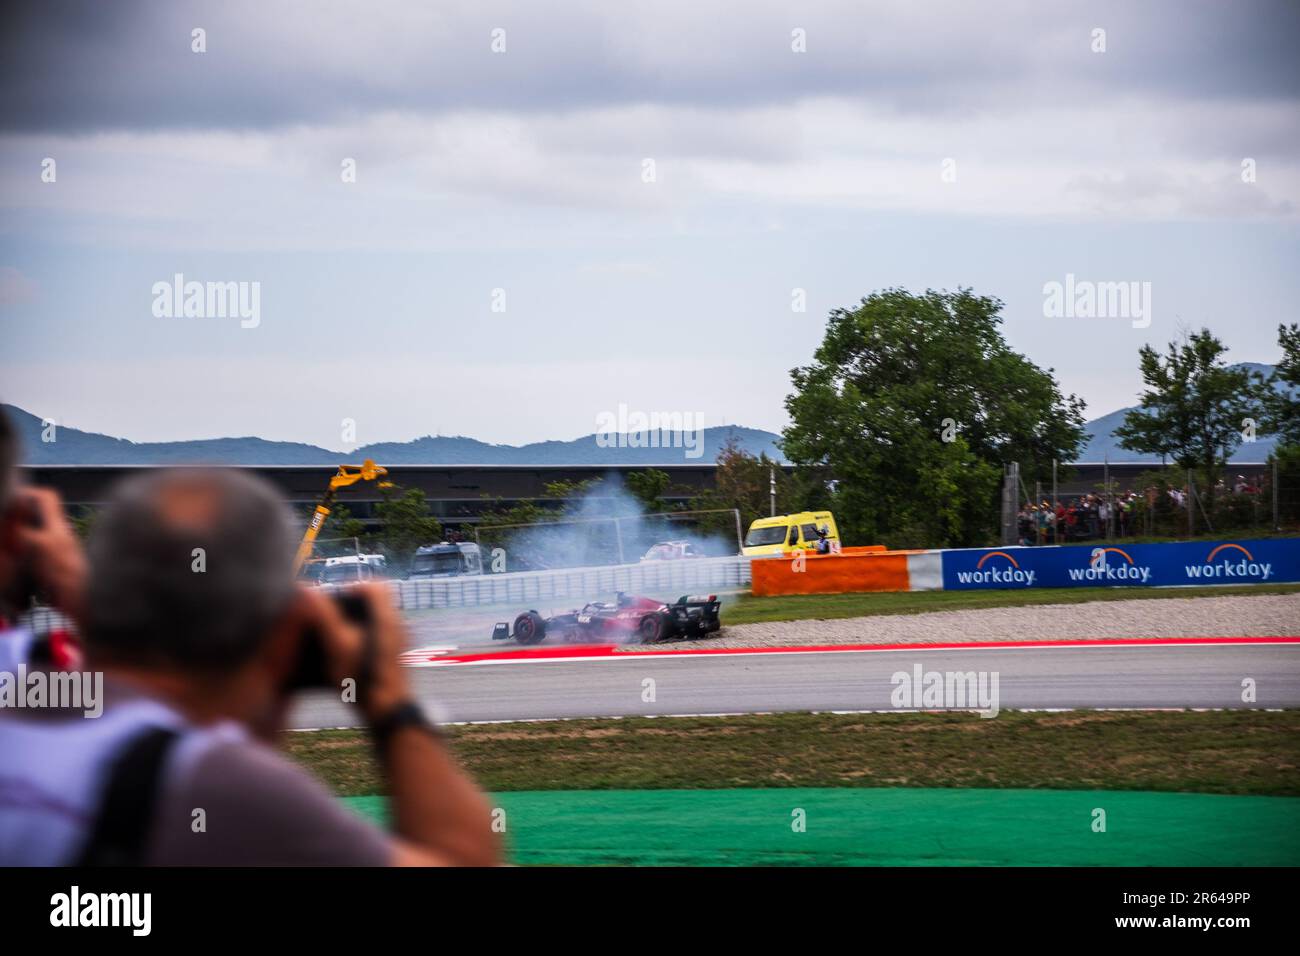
513, 611, 547, 645
638, 613, 667, 643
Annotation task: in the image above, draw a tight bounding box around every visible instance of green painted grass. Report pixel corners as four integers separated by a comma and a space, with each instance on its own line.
342, 788, 1300, 866
721, 582, 1300, 625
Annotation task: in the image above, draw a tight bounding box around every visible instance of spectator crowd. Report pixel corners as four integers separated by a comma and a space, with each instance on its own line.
1017, 475, 1267, 546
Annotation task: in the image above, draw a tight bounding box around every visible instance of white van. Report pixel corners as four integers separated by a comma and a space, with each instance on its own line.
320, 554, 388, 584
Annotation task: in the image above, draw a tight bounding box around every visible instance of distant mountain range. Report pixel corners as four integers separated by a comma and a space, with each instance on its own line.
6, 362, 1287, 466
4, 405, 785, 466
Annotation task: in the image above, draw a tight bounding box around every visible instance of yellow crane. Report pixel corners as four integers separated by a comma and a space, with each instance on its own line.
294, 459, 393, 573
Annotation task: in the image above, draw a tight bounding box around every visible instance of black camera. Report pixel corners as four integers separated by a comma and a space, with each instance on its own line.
286, 590, 374, 690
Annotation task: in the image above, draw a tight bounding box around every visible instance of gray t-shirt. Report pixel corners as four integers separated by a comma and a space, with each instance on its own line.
146, 734, 391, 866
0, 684, 393, 866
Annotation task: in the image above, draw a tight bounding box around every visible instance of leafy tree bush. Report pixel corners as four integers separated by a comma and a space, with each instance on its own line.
1115, 328, 1269, 510
782, 288, 1086, 548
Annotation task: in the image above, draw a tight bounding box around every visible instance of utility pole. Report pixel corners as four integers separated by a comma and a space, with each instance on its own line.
770, 467, 776, 517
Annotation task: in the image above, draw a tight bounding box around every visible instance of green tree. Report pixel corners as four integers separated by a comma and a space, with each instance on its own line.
691, 438, 796, 540
1115, 329, 1269, 507
373, 486, 443, 573
1262, 324, 1300, 528
782, 288, 1087, 548
624, 469, 672, 512
320, 502, 367, 546
476, 480, 599, 541
69, 506, 98, 541
1264, 323, 1300, 447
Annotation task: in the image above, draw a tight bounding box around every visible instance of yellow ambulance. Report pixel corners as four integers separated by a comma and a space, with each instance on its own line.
742, 511, 841, 557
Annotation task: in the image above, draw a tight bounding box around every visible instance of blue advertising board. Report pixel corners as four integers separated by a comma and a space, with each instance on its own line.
940, 538, 1300, 590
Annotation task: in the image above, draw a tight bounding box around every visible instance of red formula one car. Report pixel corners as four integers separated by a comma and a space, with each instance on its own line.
492, 592, 722, 645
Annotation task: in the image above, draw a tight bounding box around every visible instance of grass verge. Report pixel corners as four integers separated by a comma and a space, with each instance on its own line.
285, 709, 1300, 798
721, 582, 1300, 625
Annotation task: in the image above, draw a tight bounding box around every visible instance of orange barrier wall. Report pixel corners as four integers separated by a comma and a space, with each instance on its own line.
752, 550, 912, 596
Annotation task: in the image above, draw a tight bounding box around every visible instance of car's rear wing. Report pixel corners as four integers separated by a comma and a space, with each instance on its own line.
671, 594, 720, 620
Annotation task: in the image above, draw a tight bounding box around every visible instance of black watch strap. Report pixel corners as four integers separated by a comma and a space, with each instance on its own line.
369, 699, 439, 753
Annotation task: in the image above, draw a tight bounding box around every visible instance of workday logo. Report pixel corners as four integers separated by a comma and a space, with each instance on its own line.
1068, 547, 1152, 584
1185, 543, 1272, 582
954, 551, 1036, 587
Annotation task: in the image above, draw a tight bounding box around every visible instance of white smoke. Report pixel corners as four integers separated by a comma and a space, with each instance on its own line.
482, 472, 737, 572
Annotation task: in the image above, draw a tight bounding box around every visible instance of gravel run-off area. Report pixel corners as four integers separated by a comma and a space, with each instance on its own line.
622, 593, 1300, 652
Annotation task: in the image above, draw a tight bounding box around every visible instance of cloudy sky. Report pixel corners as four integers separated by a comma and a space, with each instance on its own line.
2, 0, 1298, 450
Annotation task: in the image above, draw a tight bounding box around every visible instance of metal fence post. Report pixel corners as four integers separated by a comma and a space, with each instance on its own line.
1275, 457, 1281, 532
1052, 458, 1058, 544
1103, 457, 1110, 540
1034, 480, 1042, 546
1001, 462, 1019, 546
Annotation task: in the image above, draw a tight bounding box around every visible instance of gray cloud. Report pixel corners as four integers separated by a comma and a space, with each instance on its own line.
2, 0, 1297, 449
3, 0, 1298, 133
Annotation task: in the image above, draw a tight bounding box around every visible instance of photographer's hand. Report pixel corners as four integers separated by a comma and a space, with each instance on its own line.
12, 487, 87, 624
348, 583, 413, 720
301, 583, 501, 866
299, 582, 413, 717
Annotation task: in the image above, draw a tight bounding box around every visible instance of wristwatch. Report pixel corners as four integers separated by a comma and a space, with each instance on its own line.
369, 699, 441, 754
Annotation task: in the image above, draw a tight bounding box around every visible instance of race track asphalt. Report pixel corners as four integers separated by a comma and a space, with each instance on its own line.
287, 642, 1300, 729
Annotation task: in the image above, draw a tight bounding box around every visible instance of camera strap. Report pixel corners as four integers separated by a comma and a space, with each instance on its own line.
75, 726, 180, 866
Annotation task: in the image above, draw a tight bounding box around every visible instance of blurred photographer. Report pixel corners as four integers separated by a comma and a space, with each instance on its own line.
0, 467, 501, 866
0, 407, 86, 672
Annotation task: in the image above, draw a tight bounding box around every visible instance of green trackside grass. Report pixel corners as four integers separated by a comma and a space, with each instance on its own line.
720, 582, 1300, 626
284, 709, 1300, 798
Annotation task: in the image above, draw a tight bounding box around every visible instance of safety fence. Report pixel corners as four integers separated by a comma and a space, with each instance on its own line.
1003, 460, 1300, 547
392, 554, 753, 609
